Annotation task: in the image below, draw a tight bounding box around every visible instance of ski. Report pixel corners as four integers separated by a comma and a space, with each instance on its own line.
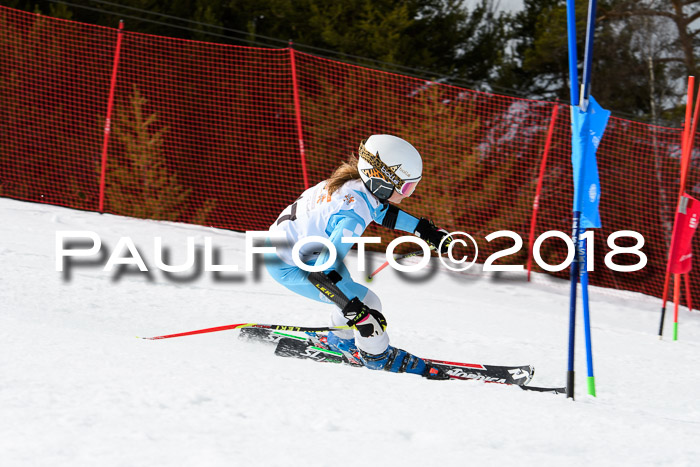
518, 384, 567, 395
428, 358, 533, 385
241, 328, 565, 393
275, 338, 566, 393
274, 336, 533, 385
240, 328, 529, 384
275, 336, 361, 366
239, 327, 323, 346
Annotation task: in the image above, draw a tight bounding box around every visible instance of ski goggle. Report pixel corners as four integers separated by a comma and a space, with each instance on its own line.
398, 179, 420, 197
366, 175, 419, 200
365, 176, 419, 200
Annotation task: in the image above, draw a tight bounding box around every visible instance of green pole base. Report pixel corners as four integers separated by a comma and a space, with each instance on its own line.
673, 322, 678, 341
587, 376, 596, 397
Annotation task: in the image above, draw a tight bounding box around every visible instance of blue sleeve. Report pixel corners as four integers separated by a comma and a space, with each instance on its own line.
372, 204, 419, 233
313, 211, 366, 271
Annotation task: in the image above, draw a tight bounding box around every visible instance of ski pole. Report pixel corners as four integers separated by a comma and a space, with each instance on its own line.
139, 322, 352, 340
140, 272, 357, 340
367, 248, 426, 281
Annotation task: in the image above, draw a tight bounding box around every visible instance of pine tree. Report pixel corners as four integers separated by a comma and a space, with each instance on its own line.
105, 85, 190, 221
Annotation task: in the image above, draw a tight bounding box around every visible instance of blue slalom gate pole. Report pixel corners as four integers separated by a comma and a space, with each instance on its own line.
566, 0, 579, 108
565, 0, 580, 400
579, 232, 596, 396
566, 0, 600, 400
567, 212, 581, 399
579, 0, 599, 398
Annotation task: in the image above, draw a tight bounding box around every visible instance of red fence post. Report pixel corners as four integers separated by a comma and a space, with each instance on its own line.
526, 104, 559, 281
98, 20, 124, 213
289, 42, 310, 190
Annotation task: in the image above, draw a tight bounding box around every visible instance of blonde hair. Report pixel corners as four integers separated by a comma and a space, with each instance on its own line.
327, 155, 361, 195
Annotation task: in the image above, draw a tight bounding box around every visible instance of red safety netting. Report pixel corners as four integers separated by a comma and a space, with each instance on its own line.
1, 6, 698, 304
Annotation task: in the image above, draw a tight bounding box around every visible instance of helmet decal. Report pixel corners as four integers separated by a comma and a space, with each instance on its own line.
359, 141, 408, 192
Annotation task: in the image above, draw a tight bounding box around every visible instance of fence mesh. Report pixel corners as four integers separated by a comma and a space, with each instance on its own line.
1, 6, 698, 304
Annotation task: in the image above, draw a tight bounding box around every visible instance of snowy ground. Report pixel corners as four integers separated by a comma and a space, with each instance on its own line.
2, 197, 700, 467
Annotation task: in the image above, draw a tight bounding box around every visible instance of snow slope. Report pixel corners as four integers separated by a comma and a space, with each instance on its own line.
2, 197, 700, 467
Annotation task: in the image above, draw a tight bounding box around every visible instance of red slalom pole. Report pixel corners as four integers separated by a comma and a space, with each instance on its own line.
527, 104, 559, 281
672, 81, 700, 336
673, 274, 681, 340
659, 76, 695, 338
684, 273, 693, 312
98, 20, 124, 213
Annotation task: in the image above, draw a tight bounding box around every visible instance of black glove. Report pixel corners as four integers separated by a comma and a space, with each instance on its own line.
414, 218, 453, 254
342, 297, 387, 338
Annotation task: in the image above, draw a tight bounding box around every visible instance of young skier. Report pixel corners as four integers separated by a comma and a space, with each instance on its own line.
265, 135, 452, 378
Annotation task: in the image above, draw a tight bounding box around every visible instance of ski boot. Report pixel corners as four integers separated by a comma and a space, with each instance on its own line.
359, 346, 449, 380
326, 331, 362, 365
326, 331, 358, 353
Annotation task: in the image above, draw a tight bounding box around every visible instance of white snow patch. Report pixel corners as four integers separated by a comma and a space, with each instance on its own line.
1, 197, 700, 466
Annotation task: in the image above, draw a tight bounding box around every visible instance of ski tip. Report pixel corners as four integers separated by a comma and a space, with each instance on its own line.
520, 385, 567, 395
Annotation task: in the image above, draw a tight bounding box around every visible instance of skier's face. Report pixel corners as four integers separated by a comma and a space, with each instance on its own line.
389, 178, 420, 203
388, 190, 407, 204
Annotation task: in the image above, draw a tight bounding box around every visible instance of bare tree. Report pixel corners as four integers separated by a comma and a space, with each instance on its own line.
603, 0, 700, 107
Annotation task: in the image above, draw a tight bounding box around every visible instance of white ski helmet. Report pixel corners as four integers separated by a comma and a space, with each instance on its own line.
357, 134, 422, 202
